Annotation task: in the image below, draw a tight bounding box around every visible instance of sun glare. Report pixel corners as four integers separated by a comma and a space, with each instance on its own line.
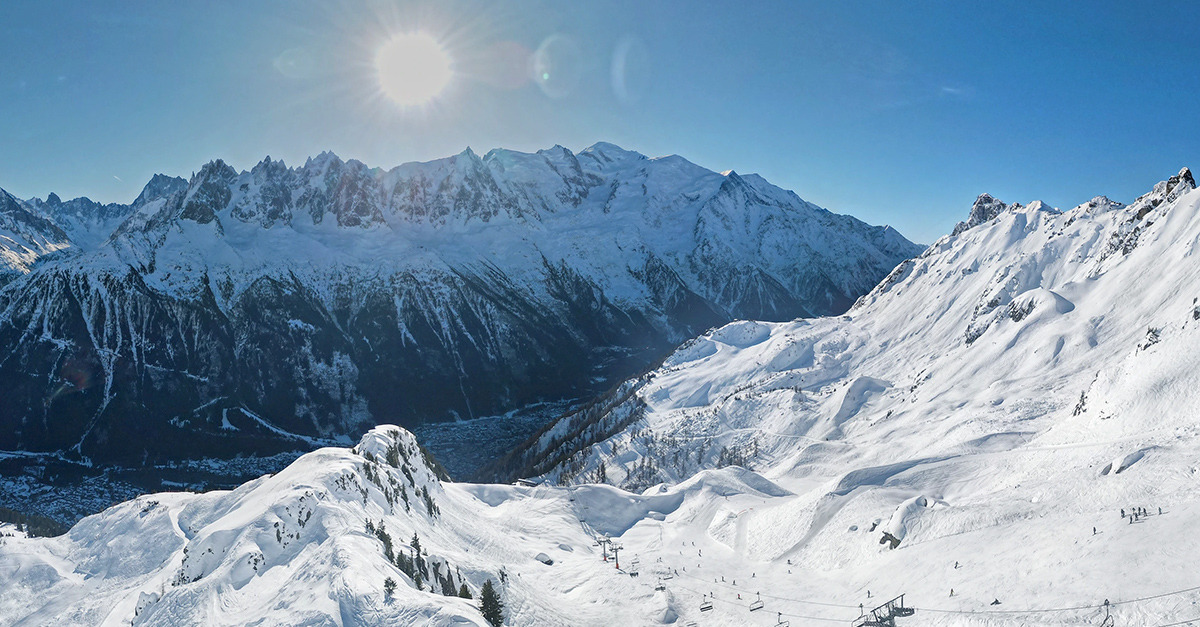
375, 32, 452, 107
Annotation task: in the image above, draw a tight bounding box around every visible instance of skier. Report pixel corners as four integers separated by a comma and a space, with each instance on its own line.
1093, 527, 1097, 535
950, 589, 954, 597
1159, 507, 1162, 515
954, 561, 959, 569
1121, 508, 1125, 518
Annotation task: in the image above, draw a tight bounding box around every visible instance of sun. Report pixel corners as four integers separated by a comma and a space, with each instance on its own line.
375, 33, 453, 107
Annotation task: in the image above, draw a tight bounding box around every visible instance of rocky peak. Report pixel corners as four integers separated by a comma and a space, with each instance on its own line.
1076, 196, 1125, 215
180, 161, 237, 227
1130, 166, 1196, 220
250, 156, 288, 180
133, 174, 188, 207
1170, 167, 1195, 194
952, 193, 1009, 236
0, 188, 71, 266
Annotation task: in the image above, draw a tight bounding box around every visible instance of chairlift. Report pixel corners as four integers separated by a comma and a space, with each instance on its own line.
749, 592, 764, 612
890, 595, 915, 618
655, 581, 666, 592
699, 597, 714, 612
775, 611, 790, 627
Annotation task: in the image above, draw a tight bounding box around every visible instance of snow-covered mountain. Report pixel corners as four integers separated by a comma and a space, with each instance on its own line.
4, 168, 1199, 626
0, 143, 918, 477
0, 425, 790, 626
0, 189, 71, 274
519, 166, 1198, 491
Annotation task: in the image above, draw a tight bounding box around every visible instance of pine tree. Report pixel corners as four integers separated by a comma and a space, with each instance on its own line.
384, 577, 397, 597
459, 583, 472, 599
479, 579, 504, 626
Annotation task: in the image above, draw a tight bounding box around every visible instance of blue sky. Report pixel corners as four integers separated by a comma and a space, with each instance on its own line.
1, 0, 1197, 243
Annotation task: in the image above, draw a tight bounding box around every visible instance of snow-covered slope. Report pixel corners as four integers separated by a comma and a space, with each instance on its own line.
0, 426, 790, 626
0, 143, 918, 476
525, 168, 1199, 490
486, 167, 1200, 623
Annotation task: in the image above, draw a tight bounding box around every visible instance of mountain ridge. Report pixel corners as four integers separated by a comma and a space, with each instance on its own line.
0, 143, 919, 490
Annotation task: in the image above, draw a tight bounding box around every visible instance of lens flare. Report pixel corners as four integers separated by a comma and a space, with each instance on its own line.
532, 34, 581, 99
375, 32, 453, 107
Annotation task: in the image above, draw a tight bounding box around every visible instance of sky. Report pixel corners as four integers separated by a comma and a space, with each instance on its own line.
1, 0, 1197, 244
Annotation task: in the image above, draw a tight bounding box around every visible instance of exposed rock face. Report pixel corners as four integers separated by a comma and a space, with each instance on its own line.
951, 193, 1009, 236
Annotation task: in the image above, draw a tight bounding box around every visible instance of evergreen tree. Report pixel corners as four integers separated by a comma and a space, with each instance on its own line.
459, 583, 472, 599
384, 577, 397, 597
479, 579, 504, 626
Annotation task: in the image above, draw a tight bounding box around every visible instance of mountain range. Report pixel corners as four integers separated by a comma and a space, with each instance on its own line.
0, 143, 918, 499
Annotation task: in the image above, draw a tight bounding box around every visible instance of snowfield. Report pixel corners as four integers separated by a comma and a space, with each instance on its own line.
3, 168, 1200, 626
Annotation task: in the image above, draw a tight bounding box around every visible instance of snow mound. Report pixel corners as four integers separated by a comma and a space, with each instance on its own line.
570, 483, 684, 537
1100, 447, 1153, 476
676, 466, 792, 499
